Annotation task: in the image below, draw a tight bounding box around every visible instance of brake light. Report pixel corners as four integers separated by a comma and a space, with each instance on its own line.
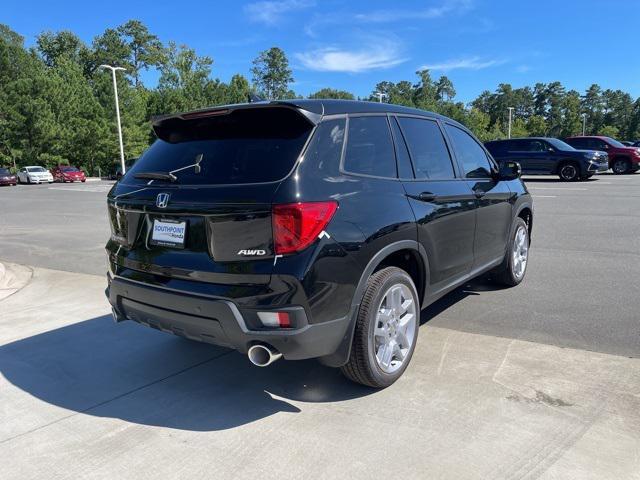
272, 201, 338, 255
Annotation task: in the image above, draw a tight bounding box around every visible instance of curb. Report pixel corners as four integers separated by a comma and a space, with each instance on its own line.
0, 261, 33, 301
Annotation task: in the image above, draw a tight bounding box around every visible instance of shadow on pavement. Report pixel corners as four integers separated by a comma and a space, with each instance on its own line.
420, 275, 502, 325
0, 314, 374, 432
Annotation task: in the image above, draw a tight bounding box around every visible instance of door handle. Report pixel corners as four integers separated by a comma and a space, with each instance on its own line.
474, 191, 486, 199
408, 192, 437, 202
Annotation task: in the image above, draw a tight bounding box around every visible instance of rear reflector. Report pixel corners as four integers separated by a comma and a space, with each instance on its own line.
272, 201, 338, 255
257, 311, 291, 328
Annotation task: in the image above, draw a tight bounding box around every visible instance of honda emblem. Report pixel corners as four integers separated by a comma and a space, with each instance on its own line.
156, 193, 170, 208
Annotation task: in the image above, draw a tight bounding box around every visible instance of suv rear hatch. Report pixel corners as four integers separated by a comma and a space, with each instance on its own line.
107, 105, 316, 285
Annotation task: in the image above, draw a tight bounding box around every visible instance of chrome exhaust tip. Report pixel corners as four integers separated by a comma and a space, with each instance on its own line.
248, 344, 283, 367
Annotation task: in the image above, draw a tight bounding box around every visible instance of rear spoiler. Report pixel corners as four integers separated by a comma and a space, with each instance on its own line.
151, 101, 323, 141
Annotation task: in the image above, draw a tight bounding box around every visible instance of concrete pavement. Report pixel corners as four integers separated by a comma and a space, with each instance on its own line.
1, 265, 638, 479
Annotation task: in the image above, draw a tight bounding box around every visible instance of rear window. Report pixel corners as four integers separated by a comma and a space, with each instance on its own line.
125, 108, 313, 185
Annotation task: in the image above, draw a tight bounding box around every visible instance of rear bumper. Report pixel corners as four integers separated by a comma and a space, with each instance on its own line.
106, 274, 352, 360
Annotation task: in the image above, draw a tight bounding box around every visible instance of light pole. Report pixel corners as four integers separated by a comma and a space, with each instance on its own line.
507, 107, 514, 139
581, 113, 587, 136
373, 92, 387, 103
99, 65, 127, 176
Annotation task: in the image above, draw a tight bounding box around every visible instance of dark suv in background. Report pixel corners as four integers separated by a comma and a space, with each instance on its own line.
485, 137, 609, 181
564, 136, 640, 174
106, 100, 533, 388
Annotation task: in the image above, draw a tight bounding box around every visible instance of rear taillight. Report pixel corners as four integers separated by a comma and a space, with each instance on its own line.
272, 201, 338, 255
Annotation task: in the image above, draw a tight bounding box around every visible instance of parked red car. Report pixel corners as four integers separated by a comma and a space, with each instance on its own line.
51, 165, 86, 183
0, 167, 17, 186
564, 136, 640, 174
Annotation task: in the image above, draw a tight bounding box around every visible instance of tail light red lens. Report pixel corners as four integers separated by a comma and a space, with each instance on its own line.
272, 201, 338, 255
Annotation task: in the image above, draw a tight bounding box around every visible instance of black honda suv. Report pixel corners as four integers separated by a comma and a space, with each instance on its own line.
105, 100, 533, 388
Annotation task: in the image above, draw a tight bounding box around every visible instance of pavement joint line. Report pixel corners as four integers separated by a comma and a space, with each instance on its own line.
0, 349, 234, 446
532, 195, 557, 198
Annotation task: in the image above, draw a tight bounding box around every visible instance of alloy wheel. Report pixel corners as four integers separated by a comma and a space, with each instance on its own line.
512, 225, 529, 281
373, 283, 417, 373
560, 164, 577, 181
612, 160, 628, 174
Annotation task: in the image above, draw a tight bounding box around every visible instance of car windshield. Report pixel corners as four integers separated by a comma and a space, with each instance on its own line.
604, 137, 626, 148
62, 166, 79, 172
0, 168, 10, 175
27, 167, 47, 172
546, 138, 575, 151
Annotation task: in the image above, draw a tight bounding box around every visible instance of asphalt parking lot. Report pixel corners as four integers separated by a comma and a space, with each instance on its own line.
1, 175, 639, 479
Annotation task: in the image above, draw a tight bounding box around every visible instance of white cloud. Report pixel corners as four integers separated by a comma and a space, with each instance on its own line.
295, 42, 407, 73
355, 0, 473, 23
516, 64, 532, 73
244, 0, 315, 25
420, 56, 505, 72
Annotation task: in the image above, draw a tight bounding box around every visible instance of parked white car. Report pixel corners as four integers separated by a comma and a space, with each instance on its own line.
17, 166, 54, 184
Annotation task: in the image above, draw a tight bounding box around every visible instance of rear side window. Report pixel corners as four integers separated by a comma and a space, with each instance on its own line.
301, 118, 346, 176
126, 107, 313, 185
485, 141, 507, 156
445, 124, 493, 179
398, 117, 455, 180
343, 116, 396, 178
512, 139, 548, 152
567, 138, 587, 149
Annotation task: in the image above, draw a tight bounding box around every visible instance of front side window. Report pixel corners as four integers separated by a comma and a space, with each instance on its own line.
398, 117, 455, 180
445, 124, 493, 179
343, 116, 396, 178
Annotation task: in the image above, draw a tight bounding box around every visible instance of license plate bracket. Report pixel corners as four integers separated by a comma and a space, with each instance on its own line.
150, 218, 187, 248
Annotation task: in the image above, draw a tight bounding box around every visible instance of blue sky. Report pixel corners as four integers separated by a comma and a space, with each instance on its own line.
4, 0, 640, 102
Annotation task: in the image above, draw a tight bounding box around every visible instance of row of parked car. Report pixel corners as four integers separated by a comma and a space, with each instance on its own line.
485, 135, 640, 181
0, 165, 87, 186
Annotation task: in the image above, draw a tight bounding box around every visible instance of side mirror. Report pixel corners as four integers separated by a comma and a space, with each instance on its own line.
498, 161, 521, 180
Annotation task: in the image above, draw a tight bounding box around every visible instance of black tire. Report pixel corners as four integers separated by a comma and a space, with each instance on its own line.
492, 217, 529, 287
341, 266, 420, 388
612, 158, 631, 175
558, 162, 580, 181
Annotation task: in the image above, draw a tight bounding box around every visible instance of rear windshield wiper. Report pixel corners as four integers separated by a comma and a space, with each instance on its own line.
133, 172, 177, 182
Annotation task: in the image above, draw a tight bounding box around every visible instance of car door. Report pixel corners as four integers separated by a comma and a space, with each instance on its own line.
508, 139, 552, 173
504, 139, 534, 173
392, 115, 476, 295
443, 123, 513, 270
18, 168, 26, 182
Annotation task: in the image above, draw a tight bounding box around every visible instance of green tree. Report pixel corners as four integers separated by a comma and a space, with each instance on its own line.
36, 30, 89, 68
251, 47, 293, 100
157, 41, 214, 112
117, 20, 165, 87
599, 125, 619, 138
435, 75, 455, 101
412, 70, 438, 111
308, 87, 354, 100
